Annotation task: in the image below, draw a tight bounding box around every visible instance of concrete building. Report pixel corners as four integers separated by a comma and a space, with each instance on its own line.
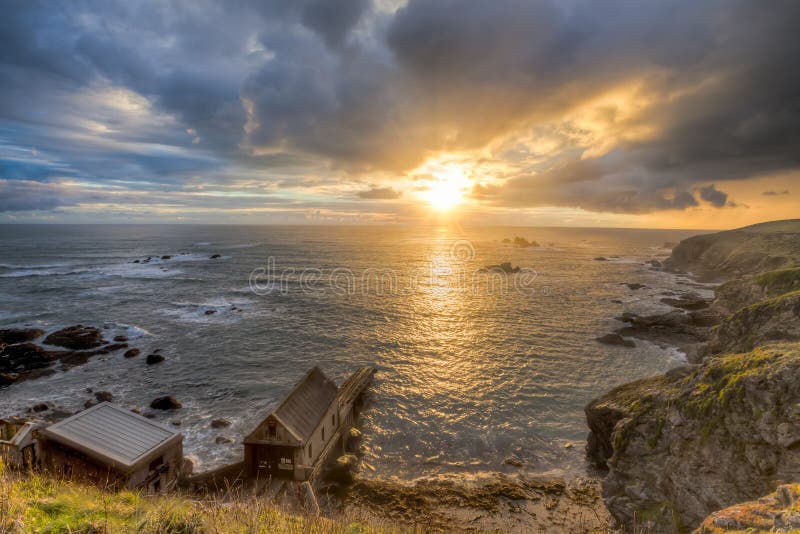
244, 367, 340, 480
39, 402, 183, 492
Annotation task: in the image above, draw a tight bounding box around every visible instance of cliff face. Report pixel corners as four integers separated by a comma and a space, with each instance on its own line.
586, 220, 800, 532
664, 219, 800, 281
587, 344, 800, 531
708, 291, 800, 355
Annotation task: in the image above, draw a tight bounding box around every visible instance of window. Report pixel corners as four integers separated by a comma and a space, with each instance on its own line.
149, 456, 164, 473
267, 419, 277, 439
321, 426, 325, 442
308, 444, 313, 458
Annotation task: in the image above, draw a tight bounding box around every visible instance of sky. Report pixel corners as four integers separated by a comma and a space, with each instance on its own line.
0, 0, 798, 228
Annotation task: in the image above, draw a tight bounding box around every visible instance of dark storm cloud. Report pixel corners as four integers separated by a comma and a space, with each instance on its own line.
0, 0, 799, 215
698, 184, 728, 208
357, 186, 402, 200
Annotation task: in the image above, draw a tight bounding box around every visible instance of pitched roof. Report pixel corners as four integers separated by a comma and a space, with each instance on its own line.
41, 402, 181, 470
272, 367, 338, 442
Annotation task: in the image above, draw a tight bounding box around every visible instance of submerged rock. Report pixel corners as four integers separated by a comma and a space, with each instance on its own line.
595, 333, 635, 347
210, 418, 231, 428
146, 354, 165, 365
123, 348, 140, 358
150, 396, 181, 410
480, 262, 521, 273
210, 254, 221, 259
215, 435, 233, 444
43, 325, 105, 350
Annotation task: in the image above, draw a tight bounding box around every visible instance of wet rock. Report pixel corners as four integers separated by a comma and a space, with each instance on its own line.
94, 391, 113, 402
215, 435, 234, 444
647, 259, 664, 269
210, 254, 221, 259
327, 454, 358, 486
150, 396, 182, 410
97, 343, 128, 354
113, 335, 128, 342
0, 328, 44, 345
594, 257, 608, 261
84, 400, 97, 409
132, 259, 140, 264
123, 348, 140, 358
210, 418, 231, 428
30, 403, 49, 413
204, 310, 216, 315
503, 456, 523, 467
661, 295, 709, 310
481, 262, 521, 273
595, 333, 635, 347
43, 325, 105, 350
161, 255, 172, 260
146, 354, 165, 365
172, 421, 182, 427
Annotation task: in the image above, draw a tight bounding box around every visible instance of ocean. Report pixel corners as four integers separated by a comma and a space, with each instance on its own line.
0, 224, 709, 480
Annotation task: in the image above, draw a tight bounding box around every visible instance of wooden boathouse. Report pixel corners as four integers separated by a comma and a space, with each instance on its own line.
244, 366, 374, 481
38, 402, 184, 492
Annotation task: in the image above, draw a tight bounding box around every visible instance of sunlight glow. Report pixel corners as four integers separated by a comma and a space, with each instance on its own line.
419, 167, 471, 212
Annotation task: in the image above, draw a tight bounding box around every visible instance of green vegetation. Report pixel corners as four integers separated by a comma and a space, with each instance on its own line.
755, 266, 800, 293
0, 463, 395, 534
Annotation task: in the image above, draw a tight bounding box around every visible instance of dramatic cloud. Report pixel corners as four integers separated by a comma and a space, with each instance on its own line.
698, 184, 729, 208
0, 0, 798, 221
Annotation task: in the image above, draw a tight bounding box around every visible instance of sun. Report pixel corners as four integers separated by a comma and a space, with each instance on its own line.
419, 167, 470, 211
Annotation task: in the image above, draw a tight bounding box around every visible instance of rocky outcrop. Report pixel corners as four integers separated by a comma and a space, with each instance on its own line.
0, 328, 44, 345
43, 325, 105, 350
714, 266, 800, 315
696, 484, 800, 533
664, 219, 800, 281
708, 291, 800, 355
586, 343, 800, 531
0, 326, 127, 387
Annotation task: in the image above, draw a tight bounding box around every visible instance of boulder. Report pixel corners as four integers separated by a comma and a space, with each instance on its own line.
30, 403, 49, 413
94, 391, 113, 402
210, 254, 221, 259
123, 348, 140, 358
146, 354, 165, 365
327, 454, 358, 486
595, 333, 635, 348
43, 325, 105, 350
113, 335, 128, 342
210, 418, 231, 429
150, 396, 182, 410
215, 435, 234, 444
161, 255, 172, 260
0, 328, 44, 345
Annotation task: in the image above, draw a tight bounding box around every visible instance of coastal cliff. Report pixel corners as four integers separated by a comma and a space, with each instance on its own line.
664, 219, 800, 281
587, 220, 800, 531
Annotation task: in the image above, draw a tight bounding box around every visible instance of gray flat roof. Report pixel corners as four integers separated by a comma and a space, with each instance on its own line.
42, 402, 181, 470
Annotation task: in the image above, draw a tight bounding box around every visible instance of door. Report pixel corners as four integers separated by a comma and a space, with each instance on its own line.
257, 446, 296, 477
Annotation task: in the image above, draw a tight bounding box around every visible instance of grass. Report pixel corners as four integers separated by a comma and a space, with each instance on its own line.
0, 462, 400, 534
